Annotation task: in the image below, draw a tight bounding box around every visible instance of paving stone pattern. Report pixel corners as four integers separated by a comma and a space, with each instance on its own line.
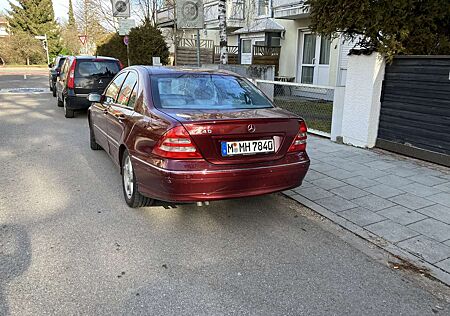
285, 136, 450, 275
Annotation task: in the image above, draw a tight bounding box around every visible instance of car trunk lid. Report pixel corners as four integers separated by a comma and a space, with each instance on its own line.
160, 108, 302, 165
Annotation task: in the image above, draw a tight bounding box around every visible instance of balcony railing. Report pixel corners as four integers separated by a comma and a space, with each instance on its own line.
156, 6, 175, 26
204, 0, 245, 29
272, 0, 309, 19
156, 0, 245, 29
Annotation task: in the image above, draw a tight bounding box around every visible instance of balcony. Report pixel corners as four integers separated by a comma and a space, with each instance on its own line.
204, 0, 245, 30
156, 6, 175, 27
272, 0, 309, 19
156, 0, 245, 29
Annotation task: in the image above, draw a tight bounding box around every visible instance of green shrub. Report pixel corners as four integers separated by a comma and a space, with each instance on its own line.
306, 0, 450, 60
96, 21, 169, 67
96, 33, 128, 66
128, 21, 169, 65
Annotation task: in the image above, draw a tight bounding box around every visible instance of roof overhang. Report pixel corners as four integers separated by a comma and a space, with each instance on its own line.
233, 18, 285, 35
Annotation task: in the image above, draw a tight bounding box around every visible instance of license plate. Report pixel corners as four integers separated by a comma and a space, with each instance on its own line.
221, 139, 275, 156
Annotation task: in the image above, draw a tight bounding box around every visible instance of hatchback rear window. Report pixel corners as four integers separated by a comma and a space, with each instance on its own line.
75, 60, 120, 78
151, 74, 273, 110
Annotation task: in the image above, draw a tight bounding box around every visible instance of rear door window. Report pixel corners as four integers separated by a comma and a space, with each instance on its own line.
57, 57, 66, 69
60, 59, 70, 80
104, 72, 127, 103
75, 60, 120, 78
116, 72, 138, 108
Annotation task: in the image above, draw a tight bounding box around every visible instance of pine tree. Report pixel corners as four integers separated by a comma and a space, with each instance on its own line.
7, 0, 61, 59
60, 0, 80, 55
68, 0, 76, 28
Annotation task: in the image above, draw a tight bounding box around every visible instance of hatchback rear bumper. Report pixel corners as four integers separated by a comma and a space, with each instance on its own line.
132, 155, 310, 202
66, 94, 90, 110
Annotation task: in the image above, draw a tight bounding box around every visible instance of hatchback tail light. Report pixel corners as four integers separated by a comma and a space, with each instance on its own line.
119, 61, 124, 69
288, 121, 307, 152
152, 126, 202, 159
67, 59, 77, 89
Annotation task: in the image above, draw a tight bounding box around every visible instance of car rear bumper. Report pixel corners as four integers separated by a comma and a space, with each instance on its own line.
132, 154, 310, 202
66, 94, 90, 110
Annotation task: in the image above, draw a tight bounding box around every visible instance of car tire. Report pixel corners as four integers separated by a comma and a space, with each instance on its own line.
56, 92, 63, 107
64, 98, 74, 118
122, 150, 153, 208
52, 83, 56, 97
89, 124, 102, 150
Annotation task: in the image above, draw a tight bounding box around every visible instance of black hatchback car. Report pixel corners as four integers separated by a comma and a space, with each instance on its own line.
55, 56, 122, 118
48, 55, 67, 97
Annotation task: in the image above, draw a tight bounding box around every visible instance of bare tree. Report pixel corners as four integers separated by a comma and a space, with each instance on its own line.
75, 0, 109, 54
132, 0, 161, 25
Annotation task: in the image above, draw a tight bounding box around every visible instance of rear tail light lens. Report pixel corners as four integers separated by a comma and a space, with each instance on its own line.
119, 61, 124, 69
288, 121, 307, 152
67, 59, 77, 89
152, 126, 202, 159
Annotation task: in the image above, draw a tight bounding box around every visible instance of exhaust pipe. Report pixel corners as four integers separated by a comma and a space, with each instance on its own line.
196, 201, 210, 207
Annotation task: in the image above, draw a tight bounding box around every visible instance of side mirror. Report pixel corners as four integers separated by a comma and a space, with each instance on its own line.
48, 63, 53, 68
88, 93, 102, 102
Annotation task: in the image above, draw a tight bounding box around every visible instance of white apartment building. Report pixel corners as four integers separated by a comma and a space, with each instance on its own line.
157, 0, 354, 86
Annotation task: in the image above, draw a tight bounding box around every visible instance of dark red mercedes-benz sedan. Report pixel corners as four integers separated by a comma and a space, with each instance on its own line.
87, 66, 310, 207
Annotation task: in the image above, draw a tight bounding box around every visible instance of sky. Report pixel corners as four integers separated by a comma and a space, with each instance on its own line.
0, 0, 71, 22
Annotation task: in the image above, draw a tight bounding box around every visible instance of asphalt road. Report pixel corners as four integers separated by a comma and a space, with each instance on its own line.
0, 74, 449, 315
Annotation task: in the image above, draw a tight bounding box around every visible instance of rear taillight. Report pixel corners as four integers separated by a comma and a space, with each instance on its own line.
152, 126, 202, 159
67, 59, 77, 89
119, 61, 124, 69
288, 121, 307, 152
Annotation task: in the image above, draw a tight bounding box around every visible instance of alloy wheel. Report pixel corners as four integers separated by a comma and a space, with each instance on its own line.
123, 155, 134, 199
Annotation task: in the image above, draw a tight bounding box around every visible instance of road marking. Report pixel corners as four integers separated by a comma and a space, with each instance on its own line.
0, 87, 49, 94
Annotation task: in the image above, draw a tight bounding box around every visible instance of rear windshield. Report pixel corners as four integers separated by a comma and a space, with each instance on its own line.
151, 74, 273, 110
75, 60, 120, 78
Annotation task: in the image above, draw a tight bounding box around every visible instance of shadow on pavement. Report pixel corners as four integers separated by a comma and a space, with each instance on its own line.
0, 224, 31, 315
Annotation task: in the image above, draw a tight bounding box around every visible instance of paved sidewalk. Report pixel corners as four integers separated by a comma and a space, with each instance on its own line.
285, 135, 450, 284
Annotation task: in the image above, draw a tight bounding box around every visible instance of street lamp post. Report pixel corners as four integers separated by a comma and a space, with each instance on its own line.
35, 34, 50, 65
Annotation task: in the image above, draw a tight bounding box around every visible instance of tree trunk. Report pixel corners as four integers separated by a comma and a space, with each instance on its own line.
218, 0, 228, 64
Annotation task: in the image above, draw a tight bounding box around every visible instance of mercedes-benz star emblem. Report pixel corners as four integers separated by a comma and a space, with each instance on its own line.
247, 124, 256, 133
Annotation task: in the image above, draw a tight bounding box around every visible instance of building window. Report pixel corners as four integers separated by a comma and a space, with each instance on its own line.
271, 37, 281, 47
258, 0, 270, 16
242, 39, 252, 54
319, 37, 331, 65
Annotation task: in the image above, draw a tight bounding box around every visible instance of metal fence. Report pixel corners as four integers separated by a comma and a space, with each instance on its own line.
254, 79, 335, 136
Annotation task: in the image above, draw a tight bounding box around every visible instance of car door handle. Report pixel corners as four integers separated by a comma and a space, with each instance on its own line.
114, 113, 126, 123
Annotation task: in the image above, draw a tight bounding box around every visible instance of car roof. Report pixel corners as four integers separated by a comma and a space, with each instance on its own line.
139, 66, 241, 77
71, 55, 119, 61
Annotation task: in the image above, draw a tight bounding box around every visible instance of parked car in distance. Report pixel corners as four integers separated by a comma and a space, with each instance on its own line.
88, 67, 310, 208
48, 55, 67, 97
55, 55, 122, 118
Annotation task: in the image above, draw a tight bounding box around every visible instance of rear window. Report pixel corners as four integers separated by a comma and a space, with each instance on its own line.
75, 60, 120, 78
151, 74, 273, 110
